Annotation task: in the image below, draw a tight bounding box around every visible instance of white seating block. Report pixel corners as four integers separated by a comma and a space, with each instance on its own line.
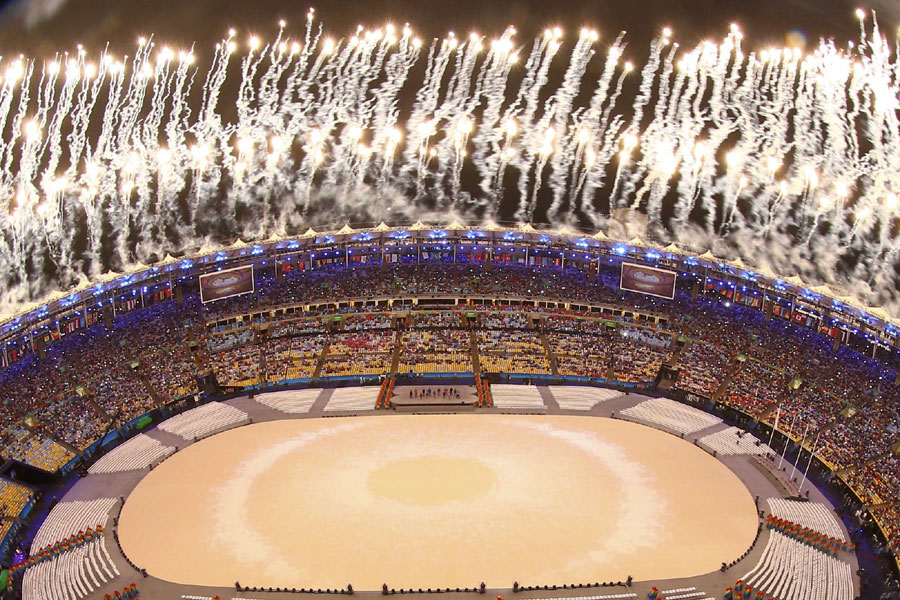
699, 426, 774, 456
31, 497, 118, 551
742, 530, 853, 600
550, 386, 623, 410
619, 397, 721, 434
324, 387, 379, 414
491, 385, 547, 411
158, 402, 249, 440
767, 498, 847, 541
22, 537, 119, 600
88, 434, 175, 474
256, 389, 321, 414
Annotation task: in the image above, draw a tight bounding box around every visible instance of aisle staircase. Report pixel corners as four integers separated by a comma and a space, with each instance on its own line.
713, 356, 745, 401
538, 331, 560, 377
376, 377, 396, 409
312, 341, 331, 381
137, 374, 165, 408
475, 374, 492, 407
61, 368, 112, 424
258, 344, 268, 387
468, 329, 482, 375
390, 334, 403, 376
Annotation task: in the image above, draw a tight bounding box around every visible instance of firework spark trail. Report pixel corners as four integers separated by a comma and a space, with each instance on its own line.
371, 39, 419, 194
543, 29, 595, 222
617, 39, 676, 220
436, 38, 481, 210
0, 73, 19, 196
575, 34, 630, 225
2, 14, 900, 314
753, 53, 795, 236
512, 31, 563, 222
471, 28, 517, 213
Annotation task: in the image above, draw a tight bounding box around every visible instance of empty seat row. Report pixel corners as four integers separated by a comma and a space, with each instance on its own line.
31, 497, 118, 551
767, 498, 846, 541
491, 384, 547, 410
88, 434, 175, 474
619, 397, 721, 434
22, 537, 119, 600
698, 427, 774, 456
324, 388, 379, 413
158, 402, 249, 440
549, 386, 623, 410
742, 530, 853, 600
256, 389, 322, 414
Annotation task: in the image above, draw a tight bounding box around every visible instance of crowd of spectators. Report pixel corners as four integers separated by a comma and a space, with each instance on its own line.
0, 426, 73, 471
409, 312, 461, 329
846, 453, 900, 505
0, 478, 32, 541
320, 331, 395, 377
399, 330, 472, 375
553, 332, 612, 379
723, 360, 790, 418
345, 313, 394, 331
477, 329, 550, 375
0, 299, 206, 458
544, 318, 673, 383
764, 386, 842, 435
676, 342, 729, 396
211, 345, 260, 387
263, 335, 327, 383
818, 409, 894, 470
481, 312, 528, 329
1, 261, 900, 549
208, 328, 254, 352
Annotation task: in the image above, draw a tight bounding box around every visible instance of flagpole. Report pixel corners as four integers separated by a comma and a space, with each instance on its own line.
800, 430, 821, 493
790, 423, 808, 481
768, 404, 781, 457
778, 417, 794, 469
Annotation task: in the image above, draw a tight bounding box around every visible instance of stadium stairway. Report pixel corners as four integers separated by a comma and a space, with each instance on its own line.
390, 341, 402, 376
136, 373, 165, 408
537, 386, 562, 411
669, 339, 686, 368
61, 368, 114, 423
226, 395, 284, 423
306, 388, 334, 418
258, 343, 268, 387
538, 332, 560, 377
689, 421, 732, 443
605, 393, 654, 416
377, 377, 396, 409
468, 330, 482, 375
712, 356, 744, 402
311, 340, 331, 381
87, 390, 113, 424
118, 343, 166, 408
757, 402, 778, 422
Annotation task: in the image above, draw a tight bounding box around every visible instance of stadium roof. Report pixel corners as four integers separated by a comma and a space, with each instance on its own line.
0, 222, 897, 346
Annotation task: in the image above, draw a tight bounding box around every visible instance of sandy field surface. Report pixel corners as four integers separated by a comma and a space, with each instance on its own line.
118, 415, 758, 589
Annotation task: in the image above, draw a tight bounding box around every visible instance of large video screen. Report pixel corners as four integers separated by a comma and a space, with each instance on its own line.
620, 262, 676, 300
199, 265, 255, 303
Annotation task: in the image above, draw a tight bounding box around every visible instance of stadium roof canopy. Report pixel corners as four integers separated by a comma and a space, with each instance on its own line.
0, 222, 897, 350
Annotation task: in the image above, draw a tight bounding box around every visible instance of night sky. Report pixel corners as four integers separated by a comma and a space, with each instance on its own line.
0, 0, 895, 58
0, 0, 898, 306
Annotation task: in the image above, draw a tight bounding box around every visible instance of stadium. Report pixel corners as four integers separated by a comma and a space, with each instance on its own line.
1, 4, 900, 600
